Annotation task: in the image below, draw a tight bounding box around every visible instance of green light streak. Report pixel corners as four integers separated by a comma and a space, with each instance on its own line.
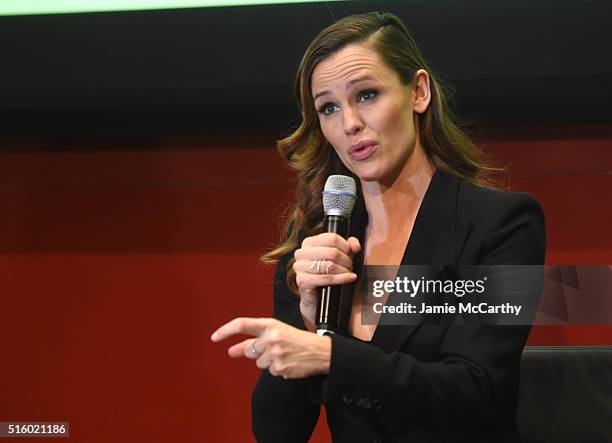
1, 0, 346, 16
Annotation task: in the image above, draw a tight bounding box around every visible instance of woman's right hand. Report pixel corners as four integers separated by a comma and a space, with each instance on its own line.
292, 233, 361, 329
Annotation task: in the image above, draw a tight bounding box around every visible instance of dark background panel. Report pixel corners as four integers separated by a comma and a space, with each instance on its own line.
1, 0, 611, 136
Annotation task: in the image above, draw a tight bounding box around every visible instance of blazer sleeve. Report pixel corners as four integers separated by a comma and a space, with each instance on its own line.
251, 251, 322, 443
321, 192, 546, 433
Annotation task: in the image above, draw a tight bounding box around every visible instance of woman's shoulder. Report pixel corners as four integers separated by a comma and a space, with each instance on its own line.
455, 176, 545, 227
450, 175, 546, 264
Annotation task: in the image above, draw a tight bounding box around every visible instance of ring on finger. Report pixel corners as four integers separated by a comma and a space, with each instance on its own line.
321, 259, 329, 274
322, 259, 330, 274
249, 340, 260, 358
310, 259, 322, 274
325, 261, 333, 274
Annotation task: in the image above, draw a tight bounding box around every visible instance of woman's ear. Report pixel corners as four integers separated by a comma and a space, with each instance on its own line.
412, 69, 431, 114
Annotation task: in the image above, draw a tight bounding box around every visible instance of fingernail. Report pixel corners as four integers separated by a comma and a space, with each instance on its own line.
210, 332, 218, 342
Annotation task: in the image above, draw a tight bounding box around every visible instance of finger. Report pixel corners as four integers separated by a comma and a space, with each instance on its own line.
347, 237, 362, 254
226, 338, 259, 359
301, 233, 351, 254
210, 317, 271, 342
294, 260, 352, 276
255, 352, 272, 371
294, 259, 352, 279
294, 246, 353, 270
296, 271, 358, 288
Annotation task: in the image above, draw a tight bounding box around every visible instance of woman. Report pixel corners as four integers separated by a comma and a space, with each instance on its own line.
212, 12, 545, 442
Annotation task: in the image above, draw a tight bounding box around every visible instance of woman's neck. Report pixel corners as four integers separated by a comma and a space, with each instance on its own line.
360, 143, 435, 232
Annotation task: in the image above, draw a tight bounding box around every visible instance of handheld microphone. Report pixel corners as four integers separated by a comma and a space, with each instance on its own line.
315, 175, 357, 335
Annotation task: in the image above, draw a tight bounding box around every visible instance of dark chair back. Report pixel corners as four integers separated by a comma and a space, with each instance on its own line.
518, 346, 612, 443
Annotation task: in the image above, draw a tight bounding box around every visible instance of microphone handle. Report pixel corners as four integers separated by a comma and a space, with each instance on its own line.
315, 215, 350, 335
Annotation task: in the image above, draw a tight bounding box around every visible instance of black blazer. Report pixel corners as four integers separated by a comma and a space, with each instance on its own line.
252, 169, 546, 443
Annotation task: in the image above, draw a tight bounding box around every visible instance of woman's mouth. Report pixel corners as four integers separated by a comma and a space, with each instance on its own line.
348, 140, 377, 161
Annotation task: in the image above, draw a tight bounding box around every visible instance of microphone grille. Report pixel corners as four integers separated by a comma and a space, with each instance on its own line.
323, 175, 357, 218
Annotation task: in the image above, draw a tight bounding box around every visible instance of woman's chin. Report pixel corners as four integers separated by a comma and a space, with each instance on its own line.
357, 174, 380, 183
351, 166, 386, 183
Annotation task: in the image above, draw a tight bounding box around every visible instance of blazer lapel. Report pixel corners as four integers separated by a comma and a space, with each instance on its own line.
371, 169, 464, 352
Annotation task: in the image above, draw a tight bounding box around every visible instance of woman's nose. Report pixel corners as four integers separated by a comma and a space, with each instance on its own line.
342, 105, 364, 135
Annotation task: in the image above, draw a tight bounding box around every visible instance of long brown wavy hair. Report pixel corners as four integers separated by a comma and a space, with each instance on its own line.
261, 12, 501, 291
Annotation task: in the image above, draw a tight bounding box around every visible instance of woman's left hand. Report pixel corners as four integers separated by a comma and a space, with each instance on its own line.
211, 318, 331, 379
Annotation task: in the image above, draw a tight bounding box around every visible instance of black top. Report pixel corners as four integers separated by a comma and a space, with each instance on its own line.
252, 169, 546, 443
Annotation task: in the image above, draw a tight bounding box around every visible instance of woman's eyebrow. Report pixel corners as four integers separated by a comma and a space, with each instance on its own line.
313, 75, 375, 101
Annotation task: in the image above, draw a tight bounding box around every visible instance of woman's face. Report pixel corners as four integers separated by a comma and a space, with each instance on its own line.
311, 43, 430, 184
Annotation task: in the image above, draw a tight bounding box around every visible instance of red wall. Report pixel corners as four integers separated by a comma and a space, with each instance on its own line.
1, 128, 610, 442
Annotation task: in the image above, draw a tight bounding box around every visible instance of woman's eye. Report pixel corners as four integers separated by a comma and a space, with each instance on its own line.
358, 89, 377, 102
318, 103, 339, 115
